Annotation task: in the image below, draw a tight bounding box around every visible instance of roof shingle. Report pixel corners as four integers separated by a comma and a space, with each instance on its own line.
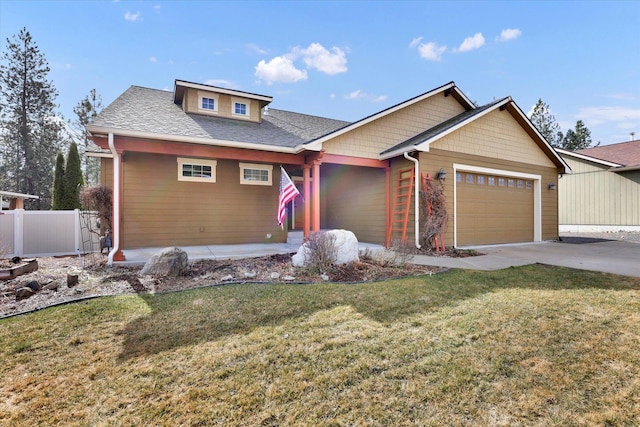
576, 140, 640, 167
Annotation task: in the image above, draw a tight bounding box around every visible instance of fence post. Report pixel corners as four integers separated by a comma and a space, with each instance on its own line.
14, 209, 24, 256
74, 208, 81, 254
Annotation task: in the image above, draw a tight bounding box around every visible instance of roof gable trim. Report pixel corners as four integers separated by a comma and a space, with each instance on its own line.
556, 148, 622, 168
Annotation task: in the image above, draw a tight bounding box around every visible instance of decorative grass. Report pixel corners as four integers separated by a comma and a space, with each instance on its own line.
1, 265, 639, 426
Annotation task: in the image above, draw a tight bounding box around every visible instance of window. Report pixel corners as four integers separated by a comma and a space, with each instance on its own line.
234, 102, 247, 115
477, 175, 485, 185
517, 179, 524, 189
488, 176, 495, 186
232, 97, 251, 118
466, 173, 475, 184
177, 158, 217, 183
198, 92, 219, 114
508, 179, 515, 188
239, 163, 272, 186
526, 181, 532, 189
498, 178, 505, 187
202, 97, 215, 110
456, 172, 463, 182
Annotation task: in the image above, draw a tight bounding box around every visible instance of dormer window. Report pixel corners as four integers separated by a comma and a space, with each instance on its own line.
231, 97, 250, 118
234, 102, 247, 115
198, 92, 219, 114
202, 97, 215, 110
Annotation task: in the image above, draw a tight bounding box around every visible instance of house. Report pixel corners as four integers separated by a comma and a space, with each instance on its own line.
87, 79, 569, 263
557, 139, 640, 232
0, 190, 40, 210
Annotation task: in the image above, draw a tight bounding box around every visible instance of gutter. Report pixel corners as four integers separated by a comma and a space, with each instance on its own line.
403, 152, 422, 249
107, 133, 121, 266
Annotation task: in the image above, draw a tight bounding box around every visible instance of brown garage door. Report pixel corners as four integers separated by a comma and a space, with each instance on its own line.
456, 171, 534, 246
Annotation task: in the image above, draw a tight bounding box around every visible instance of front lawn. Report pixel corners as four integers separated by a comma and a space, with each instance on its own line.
1, 265, 639, 426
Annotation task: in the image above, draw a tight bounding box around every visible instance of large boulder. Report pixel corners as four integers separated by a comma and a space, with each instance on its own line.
140, 247, 189, 277
292, 229, 359, 268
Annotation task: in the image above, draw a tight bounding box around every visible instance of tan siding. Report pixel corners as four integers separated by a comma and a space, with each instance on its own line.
322, 164, 386, 244
419, 148, 559, 247
430, 109, 556, 168
183, 88, 261, 122
323, 94, 466, 159
100, 158, 113, 187
120, 153, 286, 248
559, 156, 640, 225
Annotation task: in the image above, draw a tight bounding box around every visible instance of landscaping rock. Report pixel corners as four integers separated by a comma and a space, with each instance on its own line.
25, 280, 41, 292
292, 229, 360, 267
140, 247, 189, 277
15, 287, 35, 301
67, 274, 79, 288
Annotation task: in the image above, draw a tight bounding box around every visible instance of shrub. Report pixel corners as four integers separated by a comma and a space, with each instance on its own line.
80, 185, 113, 232
301, 231, 337, 274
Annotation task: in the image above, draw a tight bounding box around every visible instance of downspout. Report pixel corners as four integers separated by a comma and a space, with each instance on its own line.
107, 133, 121, 266
403, 152, 422, 249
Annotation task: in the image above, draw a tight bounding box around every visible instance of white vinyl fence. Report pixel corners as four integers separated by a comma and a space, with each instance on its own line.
0, 209, 100, 258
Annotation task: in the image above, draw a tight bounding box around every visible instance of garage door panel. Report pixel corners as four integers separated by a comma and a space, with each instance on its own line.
457, 171, 533, 246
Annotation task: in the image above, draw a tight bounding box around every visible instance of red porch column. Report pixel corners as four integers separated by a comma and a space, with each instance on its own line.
385, 165, 391, 247
303, 164, 311, 239
312, 160, 321, 232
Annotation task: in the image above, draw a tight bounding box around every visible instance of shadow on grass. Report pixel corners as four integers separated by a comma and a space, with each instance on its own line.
116, 264, 640, 360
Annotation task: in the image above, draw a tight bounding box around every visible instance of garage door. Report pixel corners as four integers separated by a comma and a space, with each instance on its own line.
456, 171, 534, 246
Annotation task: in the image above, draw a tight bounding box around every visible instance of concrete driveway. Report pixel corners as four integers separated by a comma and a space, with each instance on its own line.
413, 237, 640, 278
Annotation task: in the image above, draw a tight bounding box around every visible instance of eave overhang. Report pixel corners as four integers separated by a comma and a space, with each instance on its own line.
173, 79, 272, 108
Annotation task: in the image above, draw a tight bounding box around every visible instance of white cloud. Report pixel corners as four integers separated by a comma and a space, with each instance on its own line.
254, 56, 308, 85
246, 43, 268, 55
498, 28, 522, 42
149, 56, 157, 63
124, 11, 141, 22
344, 90, 387, 103
409, 36, 423, 48
205, 79, 239, 89
577, 106, 640, 127
329, 93, 336, 99
294, 43, 348, 75
154, 4, 161, 13
418, 42, 447, 61
345, 90, 364, 100
456, 32, 485, 52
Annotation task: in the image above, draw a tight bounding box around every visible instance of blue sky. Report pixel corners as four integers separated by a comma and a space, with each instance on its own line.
1, 0, 639, 145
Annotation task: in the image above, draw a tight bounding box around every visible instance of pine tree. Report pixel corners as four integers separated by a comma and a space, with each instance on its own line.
52, 152, 65, 210
73, 89, 103, 185
0, 28, 63, 209
63, 142, 83, 209
561, 120, 596, 151
529, 99, 562, 147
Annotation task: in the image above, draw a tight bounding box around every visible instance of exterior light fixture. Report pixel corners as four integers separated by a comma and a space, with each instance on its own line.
548, 183, 557, 190
436, 168, 447, 181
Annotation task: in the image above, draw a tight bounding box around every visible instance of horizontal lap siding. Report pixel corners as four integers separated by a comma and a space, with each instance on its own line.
121, 153, 285, 248
422, 149, 560, 246
322, 165, 386, 244
322, 95, 466, 159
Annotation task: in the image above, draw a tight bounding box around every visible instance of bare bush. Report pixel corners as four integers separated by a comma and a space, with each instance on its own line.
370, 239, 415, 267
80, 185, 113, 231
420, 178, 448, 251
301, 231, 337, 273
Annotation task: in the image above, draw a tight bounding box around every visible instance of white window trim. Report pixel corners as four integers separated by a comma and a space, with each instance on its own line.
231, 97, 250, 119
198, 92, 219, 114
178, 157, 217, 183
239, 162, 272, 186
452, 163, 542, 247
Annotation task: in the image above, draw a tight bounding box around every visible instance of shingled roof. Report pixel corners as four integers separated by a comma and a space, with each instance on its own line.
576, 139, 640, 168
88, 85, 350, 149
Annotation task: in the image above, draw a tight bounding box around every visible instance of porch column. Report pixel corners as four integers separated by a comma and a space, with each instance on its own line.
312, 160, 321, 232
385, 165, 391, 247
303, 164, 311, 239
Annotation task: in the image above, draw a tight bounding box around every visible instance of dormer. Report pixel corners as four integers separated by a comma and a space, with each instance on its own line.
173, 79, 273, 123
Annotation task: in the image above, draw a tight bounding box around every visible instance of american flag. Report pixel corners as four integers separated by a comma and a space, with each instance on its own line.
277, 166, 300, 228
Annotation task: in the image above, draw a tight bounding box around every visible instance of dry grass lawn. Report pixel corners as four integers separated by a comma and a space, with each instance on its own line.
1, 264, 639, 426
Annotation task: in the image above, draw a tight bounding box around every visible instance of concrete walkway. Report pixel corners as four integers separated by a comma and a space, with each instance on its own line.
412, 238, 640, 278
118, 237, 639, 278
